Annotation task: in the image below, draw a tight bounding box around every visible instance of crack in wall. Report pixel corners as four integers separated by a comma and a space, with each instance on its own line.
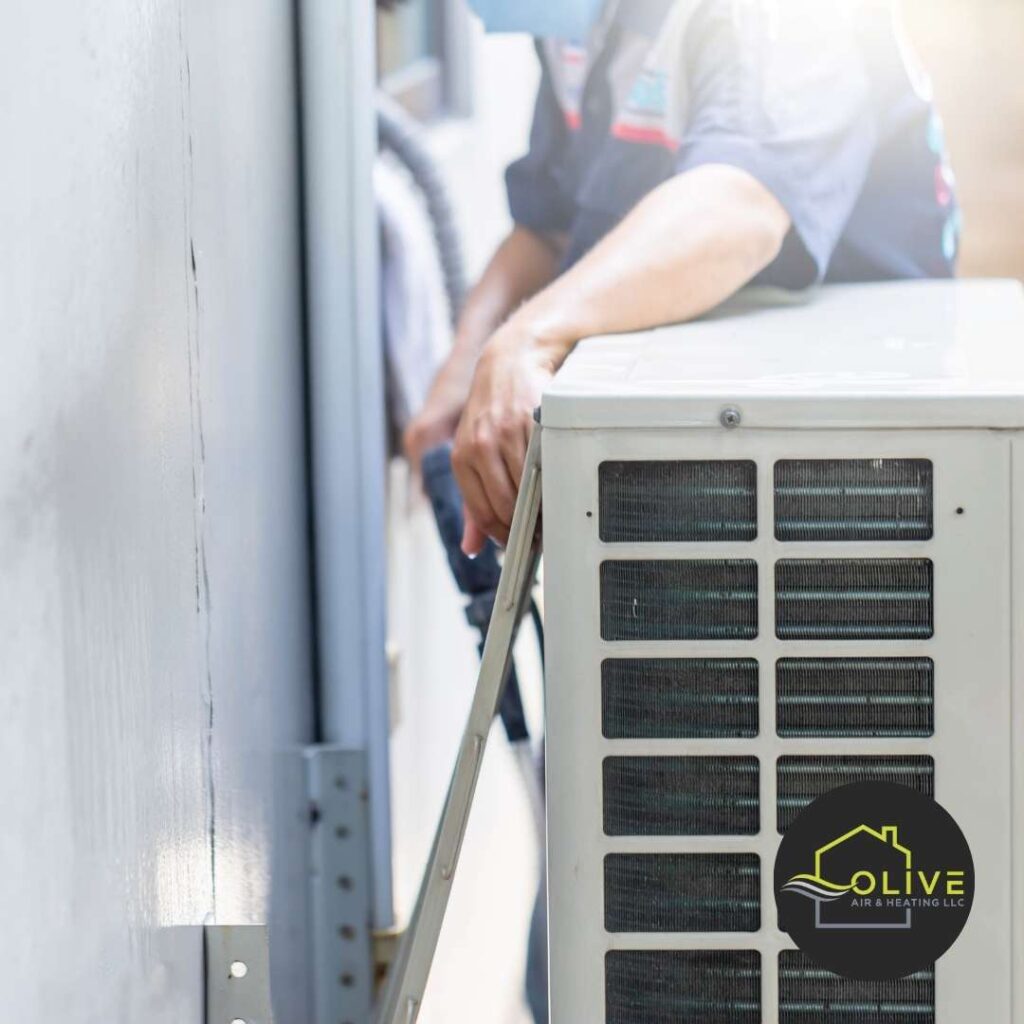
178, 0, 217, 921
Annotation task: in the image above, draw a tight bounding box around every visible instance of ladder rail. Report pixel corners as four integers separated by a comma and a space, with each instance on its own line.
376, 425, 544, 1024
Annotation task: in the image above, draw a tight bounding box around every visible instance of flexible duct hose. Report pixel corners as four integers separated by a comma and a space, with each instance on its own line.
377, 94, 467, 323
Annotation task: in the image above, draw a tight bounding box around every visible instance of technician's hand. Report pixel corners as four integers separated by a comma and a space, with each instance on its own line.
403, 350, 477, 472
452, 323, 556, 554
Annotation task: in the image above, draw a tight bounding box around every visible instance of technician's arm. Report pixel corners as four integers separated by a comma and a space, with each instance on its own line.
403, 225, 563, 469
453, 163, 792, 552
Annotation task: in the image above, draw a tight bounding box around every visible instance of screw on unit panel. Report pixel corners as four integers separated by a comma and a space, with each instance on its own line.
720, 407, 742, 429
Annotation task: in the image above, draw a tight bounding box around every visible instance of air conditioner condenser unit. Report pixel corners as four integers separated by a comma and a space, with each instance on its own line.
541, 280, 1024, 1023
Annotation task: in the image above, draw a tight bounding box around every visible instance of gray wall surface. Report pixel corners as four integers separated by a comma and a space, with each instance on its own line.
0, 2, 315, 1020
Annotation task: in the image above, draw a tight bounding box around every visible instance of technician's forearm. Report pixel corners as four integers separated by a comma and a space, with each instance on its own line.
510, 164, 792, 367
453, 225, 563, 357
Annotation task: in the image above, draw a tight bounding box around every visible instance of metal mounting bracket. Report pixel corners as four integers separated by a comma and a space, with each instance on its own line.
307, 745, 375, 1024
204, 925, 274, 1024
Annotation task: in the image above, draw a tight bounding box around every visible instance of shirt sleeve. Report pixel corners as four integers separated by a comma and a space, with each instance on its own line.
676, 0, 878, 288
505, 43, 577, 237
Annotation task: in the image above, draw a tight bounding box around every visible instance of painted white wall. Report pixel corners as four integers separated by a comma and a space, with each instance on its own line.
0, 2, 314, 1020
386, 27, 545, 1024
2, 2, 540, 1018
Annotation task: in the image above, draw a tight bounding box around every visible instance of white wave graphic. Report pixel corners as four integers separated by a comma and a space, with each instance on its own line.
781, 875, 853, 903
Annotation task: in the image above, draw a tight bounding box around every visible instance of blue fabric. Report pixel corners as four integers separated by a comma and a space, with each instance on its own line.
420, 444, 530, 744
506, 0, 959, 287
467, 0, 605, 41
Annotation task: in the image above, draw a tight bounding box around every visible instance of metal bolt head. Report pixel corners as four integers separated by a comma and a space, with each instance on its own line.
720, 407, 742, 429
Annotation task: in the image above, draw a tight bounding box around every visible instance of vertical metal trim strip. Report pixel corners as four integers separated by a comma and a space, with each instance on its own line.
297, 0, 394, 929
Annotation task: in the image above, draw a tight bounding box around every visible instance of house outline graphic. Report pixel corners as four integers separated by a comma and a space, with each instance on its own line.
816, 824, 912, 877
782, 824, 915, 931
813, 824, 913, 930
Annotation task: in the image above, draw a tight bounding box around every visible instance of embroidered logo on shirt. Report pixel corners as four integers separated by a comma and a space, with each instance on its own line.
609, 3, 697, 151
544, 4, 696, 145
612, 68, 676, 148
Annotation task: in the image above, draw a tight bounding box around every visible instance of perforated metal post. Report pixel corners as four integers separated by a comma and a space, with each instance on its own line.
307, 747, 375, 1024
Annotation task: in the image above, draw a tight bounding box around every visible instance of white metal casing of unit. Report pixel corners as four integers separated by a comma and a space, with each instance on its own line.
541, 280, 1024, 1023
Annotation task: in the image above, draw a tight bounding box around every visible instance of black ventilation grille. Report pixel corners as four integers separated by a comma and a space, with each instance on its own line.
775, 459, 933, 542
600, 460, 757, 543
775, 559, 933, 640
777, 756, 934, 833
606, 950, 761, 1024
601, 560, 758, 641
604, 757, 760, 836
602, 658, 759, 739
777, 658, 935, 738
779, 951, 935, 1023
605, 853, 760, 932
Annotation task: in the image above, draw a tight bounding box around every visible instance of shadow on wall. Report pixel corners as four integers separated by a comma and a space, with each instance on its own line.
907, 0, 1024, 280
